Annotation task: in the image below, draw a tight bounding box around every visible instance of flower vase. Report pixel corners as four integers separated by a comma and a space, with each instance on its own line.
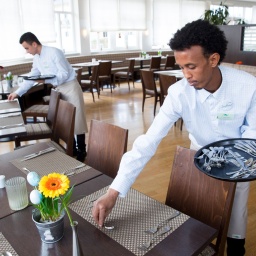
32, 209, 65, 243
71, 221, 84, 256
6, 80, 13, 90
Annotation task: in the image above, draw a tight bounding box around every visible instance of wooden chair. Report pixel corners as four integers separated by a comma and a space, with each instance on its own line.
22, 87, 56, 123
48, 99, 76, 156
160, 55, 175, 70
98, 61, 113, 93
15, 89, 60, 148
159, 74, 183, 130
86, 119, 128, 178
158, 74, 176, 106
80, 65, 100, 102
140, 69, 161, 116
165, 146, 236, 256
149, 56, 161, 72
113, 59, 135, 90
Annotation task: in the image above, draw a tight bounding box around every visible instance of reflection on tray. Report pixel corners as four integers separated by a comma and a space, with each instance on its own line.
194, 138, 256, 182
23, 75, 55, 80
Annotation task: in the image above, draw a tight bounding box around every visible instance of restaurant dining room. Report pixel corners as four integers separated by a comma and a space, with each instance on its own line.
0, 0, 256, 255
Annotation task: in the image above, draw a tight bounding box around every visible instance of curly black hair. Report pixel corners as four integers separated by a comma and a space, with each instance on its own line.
169, 19, 228, 64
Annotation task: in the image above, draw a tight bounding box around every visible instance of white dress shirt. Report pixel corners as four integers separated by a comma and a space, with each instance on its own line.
111, 66, 256, 197
16, 46, 76, 96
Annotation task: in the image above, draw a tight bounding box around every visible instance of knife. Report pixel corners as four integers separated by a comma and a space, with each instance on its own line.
21, 147, 56, 161
0, 123, 24, 129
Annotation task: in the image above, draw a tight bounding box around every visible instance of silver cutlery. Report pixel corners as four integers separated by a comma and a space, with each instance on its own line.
0, 252, 12, 256
0, 123, 23, 129
21, 147, 56, 161
61, 163, 86, 176
0, 113, 21, 118
138, 226, 172, 250
144, 211, 180, 234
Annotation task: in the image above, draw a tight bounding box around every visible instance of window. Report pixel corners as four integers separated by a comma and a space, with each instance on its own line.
89, 0, 144, 52
242, 25, 256, 51
0, 0, 78, 64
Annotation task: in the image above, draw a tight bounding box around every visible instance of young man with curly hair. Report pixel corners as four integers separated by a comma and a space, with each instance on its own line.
92, 20, 256, 255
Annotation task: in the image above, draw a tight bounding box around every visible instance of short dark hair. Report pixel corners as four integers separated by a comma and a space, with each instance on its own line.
169, 19, 228, 64
19, 32, 41, 45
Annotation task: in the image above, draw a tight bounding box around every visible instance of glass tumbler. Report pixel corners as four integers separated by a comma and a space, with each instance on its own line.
5, 177, 29, 210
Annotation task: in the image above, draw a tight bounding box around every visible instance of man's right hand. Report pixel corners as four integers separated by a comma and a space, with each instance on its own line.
8, 93, 19, 101
92, 188, 119, 227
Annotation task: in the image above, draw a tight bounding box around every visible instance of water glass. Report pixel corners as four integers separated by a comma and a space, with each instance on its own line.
5, 177, 29, 210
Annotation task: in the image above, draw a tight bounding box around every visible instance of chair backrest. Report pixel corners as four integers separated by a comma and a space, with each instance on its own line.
46, 89, 61, 129
52, 99, 76, 156
91, 65, 99, 84
158, 74, 176, 105
150, 56, 161, 70
75, 68, 83, 85
140, 70, 158, 93
164, 55, 175, 70
86, 119, 128, 178
165, 146, 236, 255
128, 59, 135, 75
98, 61, 112, 76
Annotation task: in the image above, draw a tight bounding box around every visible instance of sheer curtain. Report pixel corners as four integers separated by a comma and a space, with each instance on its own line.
153, 0, 208, 48
89, 0, 146, 31
0, 0, 55, 63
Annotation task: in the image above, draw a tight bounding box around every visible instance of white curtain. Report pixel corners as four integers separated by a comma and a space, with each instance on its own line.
89, 0, 119, 31
153, 0, 208, 47
119, 0, 146, 30
21, 0, 55, 42
0, 0, 55, 62
89, 0, 146, 31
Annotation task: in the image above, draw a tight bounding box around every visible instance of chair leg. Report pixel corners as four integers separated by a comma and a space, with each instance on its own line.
154, 96, 157, 116
142, 93, 146, 112
90, 86, 95, 102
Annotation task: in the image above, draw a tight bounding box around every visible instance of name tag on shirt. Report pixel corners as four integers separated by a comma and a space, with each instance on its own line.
217, 113, 234, 120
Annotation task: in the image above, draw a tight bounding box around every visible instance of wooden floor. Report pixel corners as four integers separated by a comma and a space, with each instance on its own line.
1, 81, 255, 255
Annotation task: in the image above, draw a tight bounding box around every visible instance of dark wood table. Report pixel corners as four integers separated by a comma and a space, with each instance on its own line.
0, 174, 217, 256
155, 70, 184, 80
0, 142, 102, 219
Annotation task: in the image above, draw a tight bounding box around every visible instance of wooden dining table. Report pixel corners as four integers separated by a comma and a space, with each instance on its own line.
72, 60, 123, 76
154, 69, 184, 80
0, 142, 218, 256
126, 56, 166, 69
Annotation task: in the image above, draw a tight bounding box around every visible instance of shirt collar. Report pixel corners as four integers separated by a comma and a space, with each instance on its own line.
197, 67, 225, 103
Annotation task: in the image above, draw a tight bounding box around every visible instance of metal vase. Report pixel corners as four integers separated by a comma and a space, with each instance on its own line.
32, 209, 65, 243
6, 80, 13, 89
71, 221, 84, 256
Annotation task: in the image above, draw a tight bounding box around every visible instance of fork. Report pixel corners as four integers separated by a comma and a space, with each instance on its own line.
144, 211, 180, 234
61, 163, 86, 176
138, 226, 172, 250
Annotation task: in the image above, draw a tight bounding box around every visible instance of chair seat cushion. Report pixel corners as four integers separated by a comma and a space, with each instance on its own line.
23, 105, 49, 116
25, 123, 52, 135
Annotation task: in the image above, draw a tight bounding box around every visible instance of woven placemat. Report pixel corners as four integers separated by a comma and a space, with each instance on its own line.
0, 100, 20, 110
0, 232, 19, 256
0, 114, 23, 126
10, 149, 91, 177
69, 186, 189, 256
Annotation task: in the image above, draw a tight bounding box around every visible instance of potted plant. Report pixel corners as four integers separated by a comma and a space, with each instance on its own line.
202, 2, 229, 25
4, 71, 13, 89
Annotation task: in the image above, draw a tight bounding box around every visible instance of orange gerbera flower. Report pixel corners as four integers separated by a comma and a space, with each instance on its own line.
39, 173, 70, 198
